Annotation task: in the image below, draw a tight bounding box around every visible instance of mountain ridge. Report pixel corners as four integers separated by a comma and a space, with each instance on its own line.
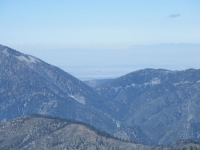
1, 115, 200, 150
0, 44, 116, 131
96, 68, 200, 144
0, 114, 149, 150
1, 44, 200, 145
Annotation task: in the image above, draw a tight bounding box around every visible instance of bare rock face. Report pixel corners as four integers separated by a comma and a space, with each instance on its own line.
0, 44, 116, 131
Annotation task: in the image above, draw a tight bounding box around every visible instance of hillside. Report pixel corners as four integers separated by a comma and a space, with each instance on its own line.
0, 44, 116, 131
0, 115, 150, 150
97, 68, 200, 144
1, 115, 200, 150
1, 44, 200, 145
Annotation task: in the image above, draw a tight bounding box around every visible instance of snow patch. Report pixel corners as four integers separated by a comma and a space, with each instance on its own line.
131, 83, 137, 87
151, 78, 161, 85
144, 78, 161, 86
125, 83, 136, 88
124, 79, 160, 89
113, 86, 123, 92
132, 131, 137, 138
16, 55, 39, 64
188, 114, 194, 122
116, 121, 120, 128
173, 81, 192, 86
69, 94, 86, 104
2, 49, 9, 56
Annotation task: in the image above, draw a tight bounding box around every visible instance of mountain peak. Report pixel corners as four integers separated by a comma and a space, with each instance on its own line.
0, 44, 4, 48
0, 44, 116, 132
0, 44, 40, 65
0, 44, 23, 57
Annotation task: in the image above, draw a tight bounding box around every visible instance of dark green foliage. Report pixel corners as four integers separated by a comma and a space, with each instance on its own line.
29, 114, 122, 141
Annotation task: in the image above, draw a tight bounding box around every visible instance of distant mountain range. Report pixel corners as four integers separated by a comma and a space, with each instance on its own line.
84, 79, 111, 88
1, 44, 200, 146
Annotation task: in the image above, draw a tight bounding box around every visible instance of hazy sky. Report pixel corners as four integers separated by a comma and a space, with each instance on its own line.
1, 0, 200, 49
0, 1, 200, 80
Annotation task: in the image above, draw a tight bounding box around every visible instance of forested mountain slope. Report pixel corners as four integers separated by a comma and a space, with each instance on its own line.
97, 69, 200, 144
0, 44, 116, 131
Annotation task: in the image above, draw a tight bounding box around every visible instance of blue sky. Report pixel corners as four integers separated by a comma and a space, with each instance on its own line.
0, 1, 200, 79
1, 0, 200, 49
